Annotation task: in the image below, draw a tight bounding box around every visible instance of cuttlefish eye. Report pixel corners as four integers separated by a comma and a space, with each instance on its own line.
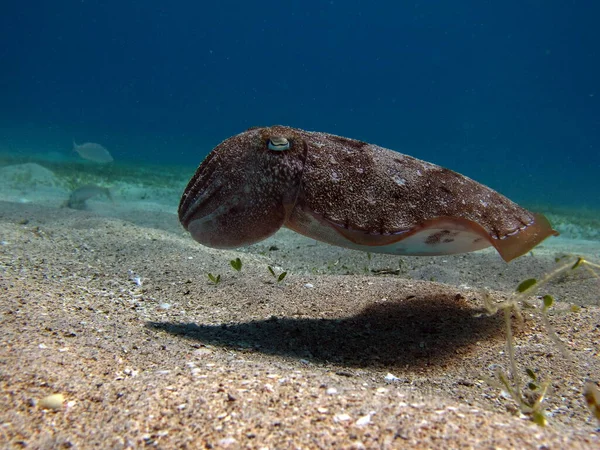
267, 136, 290, 151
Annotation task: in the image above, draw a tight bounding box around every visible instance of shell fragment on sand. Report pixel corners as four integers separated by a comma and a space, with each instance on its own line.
73, 141, 114, 163
39, 393, 64, 411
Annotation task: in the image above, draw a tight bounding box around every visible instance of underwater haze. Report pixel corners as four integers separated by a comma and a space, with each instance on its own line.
0, 0, 599, 208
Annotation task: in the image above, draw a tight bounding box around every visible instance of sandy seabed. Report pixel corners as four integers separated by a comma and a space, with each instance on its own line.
0, 161, 599, 449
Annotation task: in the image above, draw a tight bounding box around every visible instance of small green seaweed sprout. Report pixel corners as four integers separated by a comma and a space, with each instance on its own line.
207, 273, 221, 284
482, 256, 600, 426
268, 265, 287, 283
230, 257, 242, 272
364, 252, 373, 273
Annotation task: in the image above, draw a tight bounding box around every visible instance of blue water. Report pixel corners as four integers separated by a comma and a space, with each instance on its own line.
1, 1, 598, 208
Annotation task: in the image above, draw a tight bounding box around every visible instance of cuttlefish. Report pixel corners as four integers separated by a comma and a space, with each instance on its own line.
179, 126, 558, 262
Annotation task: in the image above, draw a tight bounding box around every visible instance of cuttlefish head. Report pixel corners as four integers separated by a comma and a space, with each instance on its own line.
178, 126, 306, 248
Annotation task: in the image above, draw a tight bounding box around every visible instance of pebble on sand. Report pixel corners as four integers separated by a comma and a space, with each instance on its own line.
39, 393, 64, 411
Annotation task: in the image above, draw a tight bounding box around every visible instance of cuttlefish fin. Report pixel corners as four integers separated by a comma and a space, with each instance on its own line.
293, 212, 557, 262
490, 213, 559, 262
332, 216, 493, 257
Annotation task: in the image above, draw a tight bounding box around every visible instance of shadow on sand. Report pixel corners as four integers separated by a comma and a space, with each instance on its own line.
148, 293, 506, 369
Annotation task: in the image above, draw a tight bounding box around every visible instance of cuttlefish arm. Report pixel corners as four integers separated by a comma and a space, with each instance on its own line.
179, 126, 558, 262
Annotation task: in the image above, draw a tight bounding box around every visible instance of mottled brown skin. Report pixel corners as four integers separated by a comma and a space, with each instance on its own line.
179, 126, 558, 262
179, 127, 307, 248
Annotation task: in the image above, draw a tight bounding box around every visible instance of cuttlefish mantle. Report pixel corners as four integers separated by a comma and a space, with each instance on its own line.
179, 126, 558, 262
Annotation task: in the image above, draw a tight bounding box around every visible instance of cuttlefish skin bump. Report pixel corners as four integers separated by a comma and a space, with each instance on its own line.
179, 126, 558, 262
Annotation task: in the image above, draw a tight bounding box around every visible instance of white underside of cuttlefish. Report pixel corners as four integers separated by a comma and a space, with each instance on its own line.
179, 126, 558, 262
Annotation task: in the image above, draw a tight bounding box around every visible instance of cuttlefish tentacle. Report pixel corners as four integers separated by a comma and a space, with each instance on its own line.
179, 126, 558, 262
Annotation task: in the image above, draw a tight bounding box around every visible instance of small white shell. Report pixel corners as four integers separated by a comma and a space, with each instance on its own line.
39, 393, 64, 411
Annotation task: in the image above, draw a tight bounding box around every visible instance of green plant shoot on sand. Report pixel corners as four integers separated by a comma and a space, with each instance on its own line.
481, 256, 600, 426
268, 265, 287, 283
207, 273, 221, 284
230, 257, 242, 271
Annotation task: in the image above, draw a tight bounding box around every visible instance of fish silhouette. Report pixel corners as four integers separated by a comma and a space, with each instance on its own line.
73, 141, 114, 163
